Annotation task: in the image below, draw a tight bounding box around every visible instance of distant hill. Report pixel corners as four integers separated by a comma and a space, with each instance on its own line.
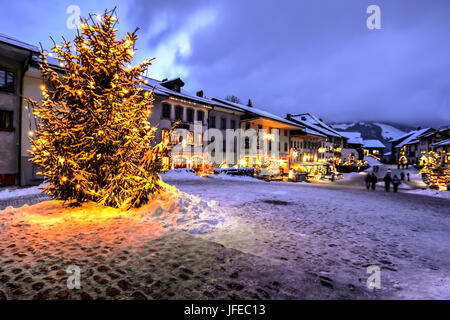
328, 121, 416, 146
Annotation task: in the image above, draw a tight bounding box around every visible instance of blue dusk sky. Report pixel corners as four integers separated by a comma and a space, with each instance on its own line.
1, 0, 449, 126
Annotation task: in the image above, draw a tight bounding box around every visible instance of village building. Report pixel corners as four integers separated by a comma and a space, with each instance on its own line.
419, 125, 450, 165
362, 139, 386, 158
286, 113, 346, 165
392, 127, 434, 166
213, 98, 304, 177
0, 35, 40, 187
337, 131, 364, 165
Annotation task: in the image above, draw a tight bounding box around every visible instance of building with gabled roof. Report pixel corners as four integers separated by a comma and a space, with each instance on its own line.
0, 34, 39, 186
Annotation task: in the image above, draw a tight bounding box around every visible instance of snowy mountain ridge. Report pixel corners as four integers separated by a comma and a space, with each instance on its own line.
328, 121, 415, 145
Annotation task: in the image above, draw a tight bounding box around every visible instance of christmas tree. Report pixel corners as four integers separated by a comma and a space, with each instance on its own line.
25, 9, 168, 209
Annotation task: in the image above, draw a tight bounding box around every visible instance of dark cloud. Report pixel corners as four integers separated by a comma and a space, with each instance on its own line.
1, 0, 448, 126
126, 0, 450, 126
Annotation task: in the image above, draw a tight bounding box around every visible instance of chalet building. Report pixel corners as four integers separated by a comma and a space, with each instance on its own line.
213, 98, 303, 177
391, 128, 434, 165
286, 113, 346, 165
0, 35, 40, 187
362, 140, 386, 158
419, 126, 450, 165
337, 131, 364, 164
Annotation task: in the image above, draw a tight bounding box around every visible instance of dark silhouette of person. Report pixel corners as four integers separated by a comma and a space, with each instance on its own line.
392, 175, 401, 193
407, 172, 410, 181
400, 172, 405, 181
365, 174, 371, 190
370, 173, 378, 190
383, 173, 392, 192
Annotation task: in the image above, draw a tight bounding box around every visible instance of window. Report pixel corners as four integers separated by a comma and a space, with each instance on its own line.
187, 109, 194, 123
221, 118, 227, 130
209, 116, 216, 128
231, 120, 236, 130
162, 103, 171, 119
187, 132, 194, 145
284, 142, 288, 152
0, 70, 15, 91
284, 130, 288, 136
197, 110, 204, 123
175, 106, 183, 121
0, 110, 13, 130
196, 133, 203, 146
245, 122, 251, 130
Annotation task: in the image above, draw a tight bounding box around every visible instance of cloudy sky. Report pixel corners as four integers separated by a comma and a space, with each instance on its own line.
1, 0, 449, 126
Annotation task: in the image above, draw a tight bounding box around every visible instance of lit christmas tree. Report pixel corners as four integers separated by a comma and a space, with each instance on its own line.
25, 9, 169, 209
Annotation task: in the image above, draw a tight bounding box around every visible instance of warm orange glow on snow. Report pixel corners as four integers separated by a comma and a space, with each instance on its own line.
0, 183, 181, 261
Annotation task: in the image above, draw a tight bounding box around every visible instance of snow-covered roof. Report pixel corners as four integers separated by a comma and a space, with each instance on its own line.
290, 113, 342, 138
213, 98, 304, 128
339, 131, 364, 145
304, 127, 327, 138
396, 128, 432, 148
432, 138, 450, 147
389, 130, 415, 143
0, 33, 39, 53
363, 139, 386, 149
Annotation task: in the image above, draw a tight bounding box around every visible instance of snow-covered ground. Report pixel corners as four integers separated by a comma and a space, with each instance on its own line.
0, 183, 45, 200
159, 169, 203, 182
172, 179, 450, 299
0, 166, 449, 300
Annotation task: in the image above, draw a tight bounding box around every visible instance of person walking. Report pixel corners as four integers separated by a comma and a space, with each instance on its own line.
392, 175, 401, 193
407, 172, 410, 181
400, 172, 405, 181
383, 173, 392, 192
370, 173, 378, 190
365, 174, 371, 190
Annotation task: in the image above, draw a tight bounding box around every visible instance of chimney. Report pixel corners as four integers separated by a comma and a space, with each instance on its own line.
286, 113, 292, 120
196, 90, 204, 98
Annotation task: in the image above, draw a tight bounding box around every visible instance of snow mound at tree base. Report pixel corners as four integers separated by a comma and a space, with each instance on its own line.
0, 183, 224, 260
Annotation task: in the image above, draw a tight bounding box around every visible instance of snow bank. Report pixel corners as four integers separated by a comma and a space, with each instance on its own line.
159, 169, 203, 181
406, 188, 450, 199
0, 182, 225, 257
0, 183, 46, 200
209, 173, 264, 183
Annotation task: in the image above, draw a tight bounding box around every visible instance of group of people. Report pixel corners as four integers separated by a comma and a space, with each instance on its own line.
365, 169, 410, 193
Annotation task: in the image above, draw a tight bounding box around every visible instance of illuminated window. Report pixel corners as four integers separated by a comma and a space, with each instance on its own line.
196, 133, 203, 146
187, 132, 194, 145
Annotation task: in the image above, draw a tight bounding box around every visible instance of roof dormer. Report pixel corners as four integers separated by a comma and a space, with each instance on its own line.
160, 78, 185, 93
